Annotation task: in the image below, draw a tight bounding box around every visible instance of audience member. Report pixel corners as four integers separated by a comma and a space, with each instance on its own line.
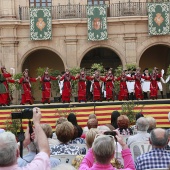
97, 125, 110, 134
50, 121, 80, 155
83, 114, 98, 134
117, 115, 133, 135
135, 112, 144, 121
79, 131, 135, 170
41, 123, 59, 145
87, 118, 98, 130
0, 107, 50, 170
105, 124, 115, 131
127, 117, 150, 160
111, 111, 120, 129
135, 128, 170, 170
146, 116, 156, 133
53, 117, 67, 140
67, 113, 83, 137
69, 125, 85, 144
52, 163, 76, 170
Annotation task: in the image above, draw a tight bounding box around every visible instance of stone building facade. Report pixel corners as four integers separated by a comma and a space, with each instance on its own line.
0, 0, 169, 102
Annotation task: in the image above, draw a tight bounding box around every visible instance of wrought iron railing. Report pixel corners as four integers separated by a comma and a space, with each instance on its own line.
19, 2, 148, 20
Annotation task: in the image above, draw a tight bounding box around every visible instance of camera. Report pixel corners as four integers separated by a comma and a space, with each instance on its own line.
104, 131, 117, 137
11, 108, 33, 119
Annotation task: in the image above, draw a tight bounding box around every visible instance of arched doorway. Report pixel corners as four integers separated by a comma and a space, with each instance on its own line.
22, 49, 65, 102
139, 44, 170, 97
80, 47, 122, 71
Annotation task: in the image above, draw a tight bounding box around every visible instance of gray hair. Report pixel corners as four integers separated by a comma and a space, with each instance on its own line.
52, 163, 76, 170
136, 117, 149, 131
92, 135, 115, 164
0, 132, 18, 166
150, 128, 169, 147
146, 117, 156, 131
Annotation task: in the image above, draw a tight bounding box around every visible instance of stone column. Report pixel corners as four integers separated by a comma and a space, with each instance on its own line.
64, 24, 78, 69
0, 26, 19, 104
0, 0, 16, 19
124, 35, 137, 66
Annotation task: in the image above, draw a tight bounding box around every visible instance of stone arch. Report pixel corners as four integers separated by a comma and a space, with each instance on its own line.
137, 37, 170, 65
19, 46, 66, 72
78, 43, 125, 68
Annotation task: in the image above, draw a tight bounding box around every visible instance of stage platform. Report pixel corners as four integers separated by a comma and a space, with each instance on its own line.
0, 99, 170, 131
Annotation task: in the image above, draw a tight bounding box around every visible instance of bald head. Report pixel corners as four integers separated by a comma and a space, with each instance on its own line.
89, 114, 96, 119
87, 118, 98, 129
150, 128, 169, 148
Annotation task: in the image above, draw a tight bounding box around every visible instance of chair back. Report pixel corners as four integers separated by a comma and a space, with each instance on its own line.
70, 144, 88, 154
146, 169, 169, 170
130, 141, 152, 160
51, 154, 76, 164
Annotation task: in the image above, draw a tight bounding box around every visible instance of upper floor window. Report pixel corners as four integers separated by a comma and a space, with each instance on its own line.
30, 0, 52, 7
87, 0, 110, 5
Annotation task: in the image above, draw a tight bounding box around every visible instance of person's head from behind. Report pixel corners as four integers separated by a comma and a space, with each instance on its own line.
86, 128, 99, 149
0, 132, 19, 167
67, 113, 78, 126
146, 117, 156, 132
117, 115, 129, 129
92, 135, 115, 164
56, 117, 67, 126
52, 163, 76, 170
87, 118, 98, 129
97, 125, 110, 134
41, 123, 53, 138
56, 121, 74, 143
136, 117, 149, 131
89, 114, 96, 120
111, 111, 120, 128
135, 112, 144, 121
150, 128, 169, 148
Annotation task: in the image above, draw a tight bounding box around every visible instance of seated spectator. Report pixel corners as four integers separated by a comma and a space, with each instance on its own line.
67, 113, 83, 138
135, 128, 170, 170
111, 111, 120, 129
83, 114, 98, 134
117, 115, 133, 135
105, 124, 115, 131
50, 121, 80, 155
72, 128, 100, 169
52, 163, 76, 170
52, 117, 67, 140
130, 112, 144, 134
69, 125, 85, 144
41, 123, 59, 145
87, 118, 98, 130
79, 131, 135, 170
0, 107, 51, 170
97, 125, 110, 134
127, 117, 150, 160
146, 116, 156, 133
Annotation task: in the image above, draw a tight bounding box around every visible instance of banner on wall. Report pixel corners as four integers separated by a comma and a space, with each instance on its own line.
30, 7, 52, 40
147, 3, 169, 35
87, 5, 108, 41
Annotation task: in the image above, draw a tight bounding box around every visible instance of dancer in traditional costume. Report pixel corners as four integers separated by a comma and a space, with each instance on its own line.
126, 68, 135, 100
19, 69, 39, 105
40, 68, 58, 104
155, 67, 164, 99
89, 70, 103, 102
116, 71, 133, 101
103, 68, 115, 101
0, 67, 15, 106
75, 69, 90, 102
134, 68, 143, 100
141, 68, 150, 99
60, 69, 75, 103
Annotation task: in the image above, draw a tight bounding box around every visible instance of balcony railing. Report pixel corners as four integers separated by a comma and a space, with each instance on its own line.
19, 2, 147, 20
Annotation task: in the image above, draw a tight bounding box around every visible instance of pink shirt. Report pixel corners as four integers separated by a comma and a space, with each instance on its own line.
79, 148, 135, 170
0, 152, 50, 170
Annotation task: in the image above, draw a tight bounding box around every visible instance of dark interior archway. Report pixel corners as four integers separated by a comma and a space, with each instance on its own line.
22, 49, 65, 101
139, 44, 170, 96
80, 47, 122, 72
